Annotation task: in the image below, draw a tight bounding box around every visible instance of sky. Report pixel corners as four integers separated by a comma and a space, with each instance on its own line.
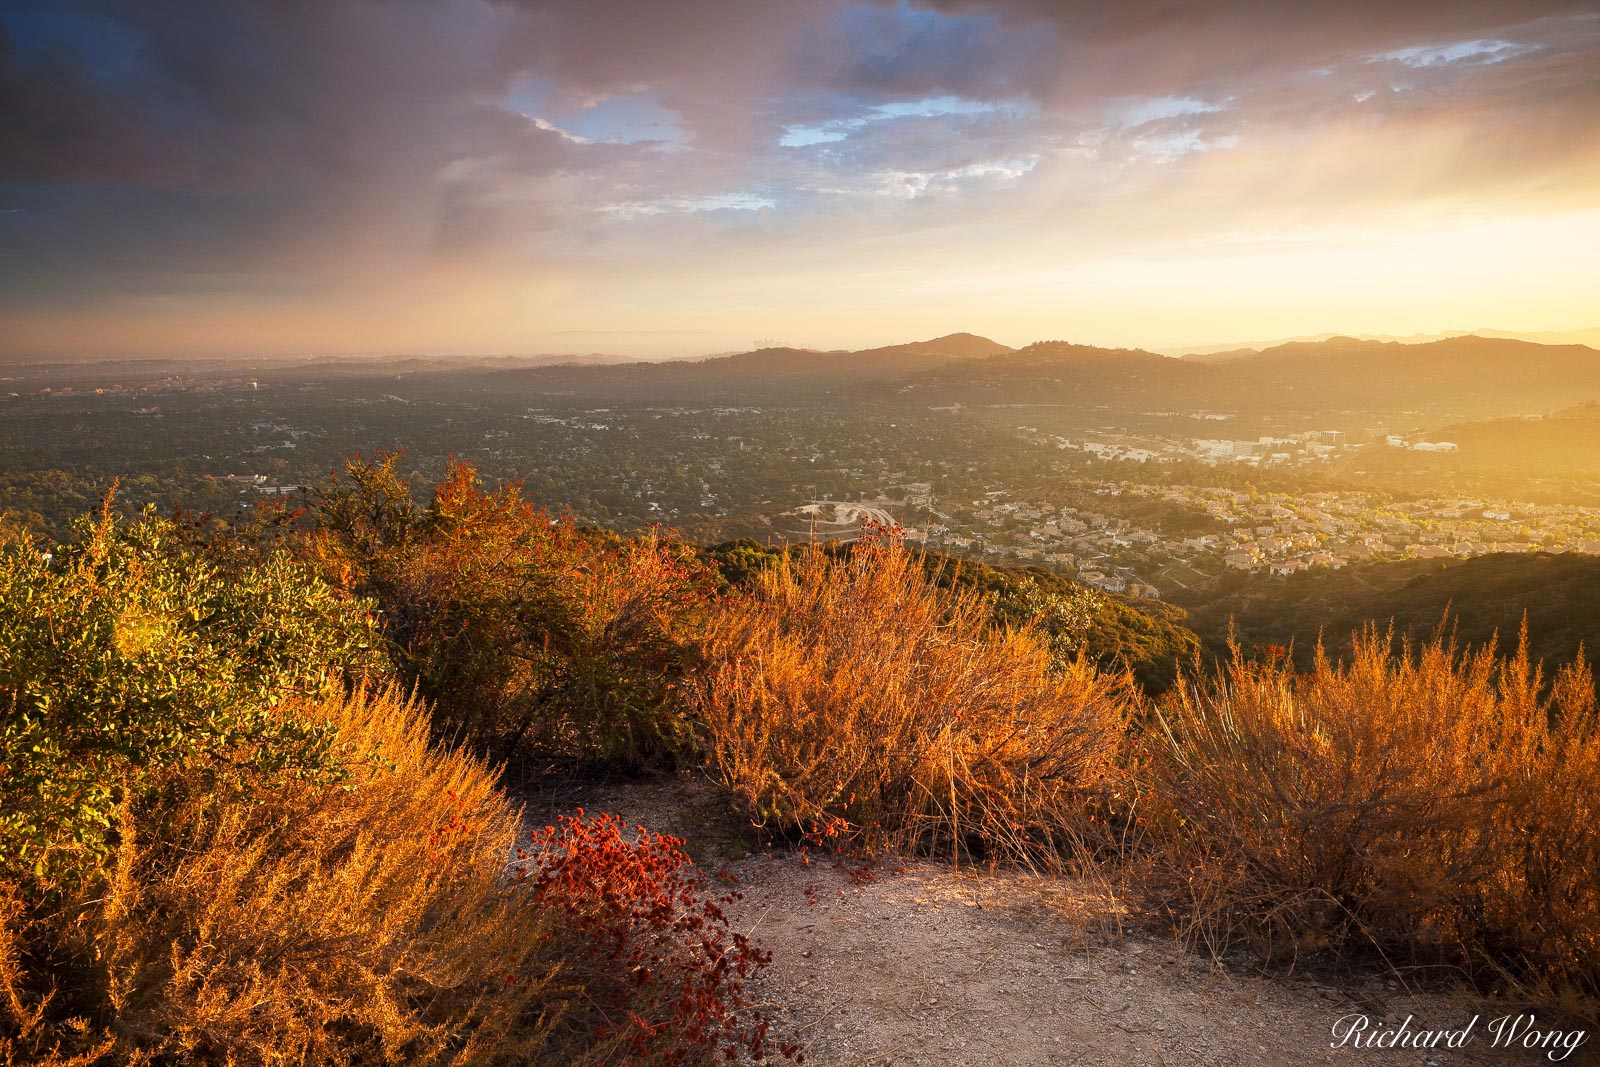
2, 0, 1598, 360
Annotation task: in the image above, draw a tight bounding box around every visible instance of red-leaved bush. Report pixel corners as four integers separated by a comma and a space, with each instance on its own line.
519, 811, 798, 1064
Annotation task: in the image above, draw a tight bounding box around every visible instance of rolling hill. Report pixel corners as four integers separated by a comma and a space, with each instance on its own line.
484, 332, 1013, 401
1198, 335, 1600, 416
423, 331, 1600, 420
885, 341, 1210, 408
1411, 404, 1600, 477
893, 335, 1600, 418
1173, 552, 1600, 675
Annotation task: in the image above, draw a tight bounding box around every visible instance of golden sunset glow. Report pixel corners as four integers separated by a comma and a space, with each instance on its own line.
9, 7, 1600, 1062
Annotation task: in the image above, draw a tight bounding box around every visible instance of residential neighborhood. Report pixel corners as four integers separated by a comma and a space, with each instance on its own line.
913, 480, 1600, 596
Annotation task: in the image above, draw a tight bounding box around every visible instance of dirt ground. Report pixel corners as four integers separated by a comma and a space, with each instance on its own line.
521, 776, 1587, 1067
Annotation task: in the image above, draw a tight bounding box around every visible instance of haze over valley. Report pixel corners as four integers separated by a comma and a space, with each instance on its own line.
9, 331, 1600, 618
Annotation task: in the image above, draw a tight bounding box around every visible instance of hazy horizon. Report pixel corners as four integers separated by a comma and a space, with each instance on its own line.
3, 1, 1599, 360
6, 324, 1600, 367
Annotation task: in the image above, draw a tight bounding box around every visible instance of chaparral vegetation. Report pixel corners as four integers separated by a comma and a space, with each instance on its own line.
3, 457, 1597, 1064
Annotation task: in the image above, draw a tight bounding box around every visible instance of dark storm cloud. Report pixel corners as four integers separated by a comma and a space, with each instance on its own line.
917, 0, 1590, 54
0, 18, 163, 184
796, 2, 1058, 101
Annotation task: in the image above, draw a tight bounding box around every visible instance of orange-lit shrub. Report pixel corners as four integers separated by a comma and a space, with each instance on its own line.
694, 531, 1133, 868
1486, 652, 1600, 1011
1145, 626, 1600, 1010
308, 453, 713, 767
2, 687, 557, 1064
0, 687, 786, 1065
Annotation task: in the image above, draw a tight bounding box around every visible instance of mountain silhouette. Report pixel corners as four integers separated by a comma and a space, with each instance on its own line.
473, 332, 1600, 417
485, 333, 1012, 401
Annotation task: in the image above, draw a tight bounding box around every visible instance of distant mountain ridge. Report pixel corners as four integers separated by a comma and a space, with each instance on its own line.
1201, 335, 1600, 415
858, 332, 1014, 360
487, 332, 1013, 401
476, 331, 1600, 418
890, 335, 1600, 417
1169, 326, 1600, 356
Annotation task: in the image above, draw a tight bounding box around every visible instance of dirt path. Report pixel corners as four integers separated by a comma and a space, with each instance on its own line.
523, 777, 1581, 1067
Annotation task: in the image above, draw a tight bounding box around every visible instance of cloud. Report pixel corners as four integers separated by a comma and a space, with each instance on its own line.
0, 0, 1597, 355
599, 191, 777, 219
1376, 38, 1540, 68
867, 155, 1040, 199
779, 94, 1020, 147
0, 17, 164, 184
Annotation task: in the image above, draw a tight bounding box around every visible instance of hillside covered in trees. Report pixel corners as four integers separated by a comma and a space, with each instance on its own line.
1175, 552, 1600, 673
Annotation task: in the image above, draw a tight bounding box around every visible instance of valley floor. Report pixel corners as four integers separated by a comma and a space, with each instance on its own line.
522, 777, 1566, 1067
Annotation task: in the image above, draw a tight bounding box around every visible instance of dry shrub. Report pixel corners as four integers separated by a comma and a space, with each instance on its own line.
2, 687, 783, 1065
308, 454, 712, 768
1146, 626, 1600, 1011
694, 533, 1133, 867
3, 687, 561, 1065
1490, 654, 1600, 1012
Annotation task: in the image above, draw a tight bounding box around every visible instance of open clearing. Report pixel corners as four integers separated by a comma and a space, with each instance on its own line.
523, 776, 1572, 1067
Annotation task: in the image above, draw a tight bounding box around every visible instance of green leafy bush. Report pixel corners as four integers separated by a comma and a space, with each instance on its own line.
0, 505, 381, 894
